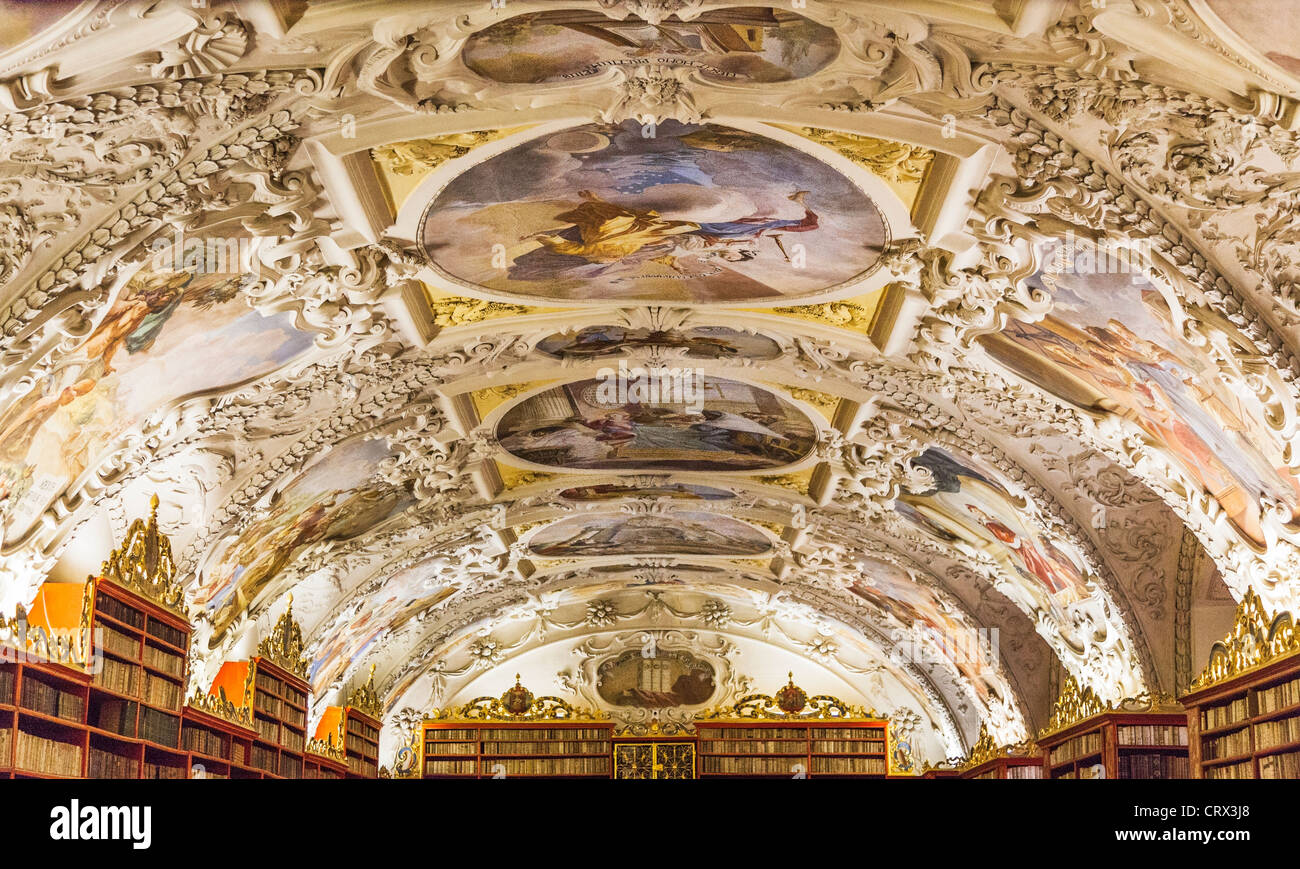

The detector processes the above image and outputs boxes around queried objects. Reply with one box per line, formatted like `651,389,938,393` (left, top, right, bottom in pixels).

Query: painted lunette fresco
308,557,460,696
980,262,1300,545
420,120,887,304
194,436,415,640
846,556,1002,708
896,447,1093,612
0,257,316,545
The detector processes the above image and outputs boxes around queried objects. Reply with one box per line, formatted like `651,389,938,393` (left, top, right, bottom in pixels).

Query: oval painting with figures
528,511,770,558
461,8,840,85
495,375,818,471
418,120,888,304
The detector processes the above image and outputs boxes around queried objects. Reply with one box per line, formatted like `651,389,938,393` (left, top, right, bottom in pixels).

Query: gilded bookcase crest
1191,588,1299,690
958,723,1039,770
99,494,187,617
1040,675,1182,736
1040,674,1108,735
347,664,384,719
701,675,880,721
187,665,255,729
431,695,606,723
257,596,309,679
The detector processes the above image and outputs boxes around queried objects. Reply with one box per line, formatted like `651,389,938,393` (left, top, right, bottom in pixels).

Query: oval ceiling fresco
536,325,781,360
495,375,817,471
1204,0,1300,76
528,511,771,557
559,481,735,501
419,120,887,304
461,8,840,84
0,1,77,53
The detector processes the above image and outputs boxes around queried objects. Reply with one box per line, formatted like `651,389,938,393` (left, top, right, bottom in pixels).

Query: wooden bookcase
421,720,614,778
308,704,381,779
696,720,888,778
0,573,191,779
1038,712,1188,779
207,656,309,779
920,766,963,779
181,704,259,779
960,756,1044,779
343,707,381,778
1181,589,1300,779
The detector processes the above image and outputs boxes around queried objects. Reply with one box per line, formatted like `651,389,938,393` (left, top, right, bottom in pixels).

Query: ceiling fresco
460,8,840,84
494,375,819,472
7,0,1298,769
417,120,889,304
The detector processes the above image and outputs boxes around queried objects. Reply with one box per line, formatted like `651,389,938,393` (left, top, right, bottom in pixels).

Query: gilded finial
98,492,186,616
257,597,309,678
346,663,384,719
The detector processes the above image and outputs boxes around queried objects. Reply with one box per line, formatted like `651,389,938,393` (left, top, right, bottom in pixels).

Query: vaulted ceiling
3,0,1296,766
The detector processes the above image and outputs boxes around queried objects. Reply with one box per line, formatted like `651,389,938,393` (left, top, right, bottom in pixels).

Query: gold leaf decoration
187,666,255,729
766,383,840,420
958,723,1039,770
371,129,523,176
496,462,555,490
756,472,810,496
428,294,538,328
0,584,97,669
1038,676,1181,737
1040,674,1108,736
702,677,879,721
347,664,384,719
99,494,187,617
257,595,309,679
305,717,347,762
1191,587,1300,690
430,694,607,722
774,125,934,185
771,299,878,332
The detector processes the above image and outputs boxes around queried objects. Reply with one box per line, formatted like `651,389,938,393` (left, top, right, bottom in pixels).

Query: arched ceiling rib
2,0,1288,768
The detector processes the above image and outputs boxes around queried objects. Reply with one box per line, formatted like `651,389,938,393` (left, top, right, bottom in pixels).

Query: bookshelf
182,704,259,779
0,497,193,779
191,597,313,779
308,700,381,779
956,724,1043,779
203,655,308,779
695,674,891,779
1037,676,1189,779
1181,588,1300,779
695,720,888,777
417,676,613,778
